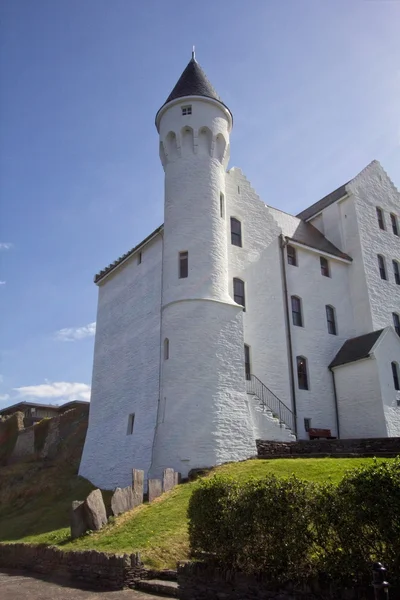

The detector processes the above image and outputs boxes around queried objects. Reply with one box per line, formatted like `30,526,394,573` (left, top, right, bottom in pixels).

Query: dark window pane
179,251,188,278
378,255,387,280
391,213,399,236
393,261,400,285
297,356,309,390
233,278,245,310
231,218,242,247
394,313,400,336
392,362,400,391
376,207,385,230
287,245,297,266
291,296,303,327
320,256,330,277
326,305,337,335
244,345,251,380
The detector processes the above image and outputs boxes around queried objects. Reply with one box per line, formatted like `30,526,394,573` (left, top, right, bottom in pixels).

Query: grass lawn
0,456,391,569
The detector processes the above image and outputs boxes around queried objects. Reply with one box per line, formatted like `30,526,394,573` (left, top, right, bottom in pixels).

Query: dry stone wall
256,437,400,458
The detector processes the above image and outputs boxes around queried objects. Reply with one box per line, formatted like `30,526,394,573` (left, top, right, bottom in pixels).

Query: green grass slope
0,456,394,569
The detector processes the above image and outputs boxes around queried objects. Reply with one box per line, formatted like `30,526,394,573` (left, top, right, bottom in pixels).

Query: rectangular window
287,245,297,266
304,418,311,432
378,255,387,280
138,252,142,265
181,105,192,116
220,193,224,218
127,413,135,435
393,313,400,337
179,251,188,278
376,207,385,230
297,356,309,390
320,256,330,277
391,213,399,236
291,296,303,327
233,278,245,310
393,261,400,285
244,344,251,381
230,217,242,247
326,305,337,335
392,362,400,391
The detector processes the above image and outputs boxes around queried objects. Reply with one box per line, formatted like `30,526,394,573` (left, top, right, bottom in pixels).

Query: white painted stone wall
333,358,387,439
79,235,162,490
374,328,400,437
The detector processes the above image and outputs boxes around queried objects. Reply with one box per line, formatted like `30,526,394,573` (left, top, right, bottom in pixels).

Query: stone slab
132,469,144,507
70,500,87,539
111,486,135,516
148,478,162,502
173,472,181,486
84,489,107,530
163,468,175,492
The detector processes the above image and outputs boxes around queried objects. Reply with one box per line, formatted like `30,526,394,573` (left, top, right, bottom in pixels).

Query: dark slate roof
329,329,385,368
94,225,163,284
287,220,352,261
0,400,90,416
296,182,349,221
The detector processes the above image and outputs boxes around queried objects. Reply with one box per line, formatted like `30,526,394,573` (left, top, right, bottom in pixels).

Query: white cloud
0,243,12,250
13,381,91,402
0,393,10,401
0,281,6,285
55,322,96,342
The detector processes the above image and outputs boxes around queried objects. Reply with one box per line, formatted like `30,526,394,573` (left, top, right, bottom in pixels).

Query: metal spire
192,46,195,60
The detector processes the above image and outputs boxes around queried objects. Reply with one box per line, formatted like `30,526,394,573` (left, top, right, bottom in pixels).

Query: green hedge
188,458,400,586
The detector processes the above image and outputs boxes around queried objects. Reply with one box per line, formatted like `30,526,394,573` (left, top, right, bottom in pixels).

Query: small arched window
164,338,169,360
377,255,387,280
297,356,309,390
326,305,337,335
392,362,400,391
393,260,400,285
376,207,385,230
393,313,400,337
391,213,399,236
291,296,303,327
230,217,242,247
287,245,297,266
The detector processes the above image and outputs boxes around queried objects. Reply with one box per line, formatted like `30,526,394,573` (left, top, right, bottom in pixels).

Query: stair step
135,579,179,597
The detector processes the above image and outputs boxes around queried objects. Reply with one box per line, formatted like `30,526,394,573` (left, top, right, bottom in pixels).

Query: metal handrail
246,374,295,433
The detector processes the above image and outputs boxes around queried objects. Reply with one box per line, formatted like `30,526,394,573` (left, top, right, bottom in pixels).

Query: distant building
79,54,400,491
0,400,89,428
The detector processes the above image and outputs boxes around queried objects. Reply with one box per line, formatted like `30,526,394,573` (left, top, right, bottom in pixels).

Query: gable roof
329,329,385,368
0,400,89,417
296,182,349,221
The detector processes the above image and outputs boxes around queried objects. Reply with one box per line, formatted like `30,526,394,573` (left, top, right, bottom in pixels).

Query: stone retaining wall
256,437,400,458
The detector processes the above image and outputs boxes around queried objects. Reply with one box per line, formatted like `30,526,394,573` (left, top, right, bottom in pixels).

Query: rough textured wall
225,169,292,414
374,328,400,437
79,235,162,490
151,300,256,479
11,426,35,459
334,358,386,439
0,412,24,464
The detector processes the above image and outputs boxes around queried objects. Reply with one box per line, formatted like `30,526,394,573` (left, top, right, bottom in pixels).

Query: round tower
150,54,256,479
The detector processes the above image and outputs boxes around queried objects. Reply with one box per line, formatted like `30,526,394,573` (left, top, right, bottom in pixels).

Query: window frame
376,207,386,231
326,305,337,335
179,251,188,279
377,254,387,280
244,344,251,381
320,256,330,278
304,418,311,432
393,260,400,285
181,105,192,116
392,362,400,391
233,277,246,311
287,245,297,267
230,217,242,247
127,413,135,435
291,295,303,327
297,356,309,390
390,213,399,236
393,313,400,337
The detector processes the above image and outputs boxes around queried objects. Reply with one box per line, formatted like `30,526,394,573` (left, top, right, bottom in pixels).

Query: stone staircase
247,392,296,442
134,570,179,597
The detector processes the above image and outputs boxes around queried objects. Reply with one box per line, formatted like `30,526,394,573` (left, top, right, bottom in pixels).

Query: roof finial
192,45,195,60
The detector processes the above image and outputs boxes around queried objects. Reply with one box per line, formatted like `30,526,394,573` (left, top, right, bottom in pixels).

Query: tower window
233,278,245,310
127,413,135,435
179,251,188,278
181,105,192,116
297,356,309,390
220,193,225,218
320,256,330,277
376,207,385,230
230,217,242,247
393,261,400,285
304,418,311,432
244,344,251,381
326,305,337,335
138,252,142,265
393,313,400,336
291,295,303,327
392,362,400,391
390,213,399,236
164,338,169,360
287,245,297,266
377,255,387,280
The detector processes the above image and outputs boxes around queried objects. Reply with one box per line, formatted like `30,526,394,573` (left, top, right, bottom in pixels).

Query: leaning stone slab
148,478,162,502
163,468,175,492
70,500,87,539
84,489,107,530
132,469,144,507
173,471,181,486
111,486,135,516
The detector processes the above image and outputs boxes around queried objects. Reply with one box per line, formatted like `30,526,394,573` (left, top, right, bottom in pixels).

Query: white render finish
80,61,400,491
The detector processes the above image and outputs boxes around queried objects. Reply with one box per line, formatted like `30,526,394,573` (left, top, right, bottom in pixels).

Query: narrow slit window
230,217,242,247
392,362,400,391
297,356,309,390
378,255,387,280
376,207,385,230
179,251,188,278
233,278,245,310
393,261,400,285
164,338,169,360
138,252,142,265
326,305,337,335
287,245,297,266
393,313,400,336
320,256,330,277
244,344,251,381
127,413,135,435
390,213,399,236
220,193,224,218
291,295,303,327
181,105,192,116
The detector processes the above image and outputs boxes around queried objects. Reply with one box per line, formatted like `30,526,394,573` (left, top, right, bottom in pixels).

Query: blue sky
1,0,399,409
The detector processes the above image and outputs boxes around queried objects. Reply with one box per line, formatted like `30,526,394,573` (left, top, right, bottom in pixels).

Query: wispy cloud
55,322,96,342
0,393,10,402
0,281,6,286
0,243,13,250
13,381,91,402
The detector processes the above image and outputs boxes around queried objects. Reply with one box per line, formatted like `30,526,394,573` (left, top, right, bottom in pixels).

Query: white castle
80,54,400,490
